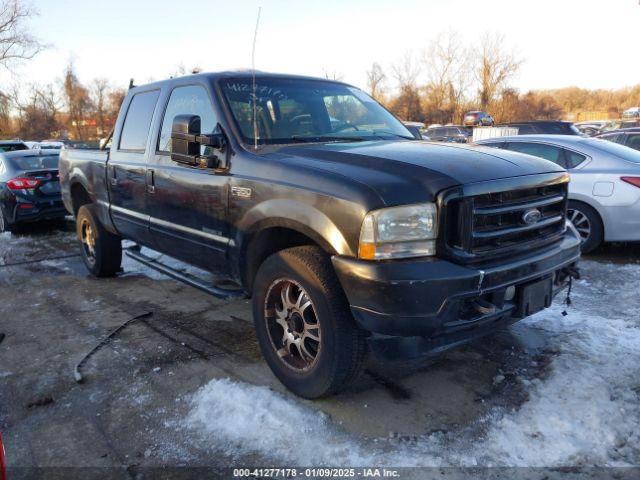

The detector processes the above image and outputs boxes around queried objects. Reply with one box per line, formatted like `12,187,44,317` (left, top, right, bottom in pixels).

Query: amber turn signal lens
358,243,376,260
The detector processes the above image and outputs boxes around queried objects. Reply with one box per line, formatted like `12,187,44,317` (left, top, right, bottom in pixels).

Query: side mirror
171,114,228,169
405,125,423,140
171,114,201,165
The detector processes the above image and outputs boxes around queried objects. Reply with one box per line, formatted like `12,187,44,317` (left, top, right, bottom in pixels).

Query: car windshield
220,77,413,145
591,139,640,164
0,143,28,152
7,153,60,170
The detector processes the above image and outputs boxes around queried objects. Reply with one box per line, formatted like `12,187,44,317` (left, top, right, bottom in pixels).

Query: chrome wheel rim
80,218,97,263
568,209,591,242
264,278,321,372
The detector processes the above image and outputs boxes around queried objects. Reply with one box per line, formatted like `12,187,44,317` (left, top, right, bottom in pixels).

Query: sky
1,0,639,94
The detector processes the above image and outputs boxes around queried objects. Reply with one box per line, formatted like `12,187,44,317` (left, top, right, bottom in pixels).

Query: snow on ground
186,260,640,467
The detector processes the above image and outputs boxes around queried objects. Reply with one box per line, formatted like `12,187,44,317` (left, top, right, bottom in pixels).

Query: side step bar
125,246,246,300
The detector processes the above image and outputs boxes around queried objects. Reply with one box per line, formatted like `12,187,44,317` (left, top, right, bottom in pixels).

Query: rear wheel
0,208,15,233
252,246,367,398
76,204,122,277
568,201,603,253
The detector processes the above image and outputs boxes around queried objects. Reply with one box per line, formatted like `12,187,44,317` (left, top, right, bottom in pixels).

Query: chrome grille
443,181,568,262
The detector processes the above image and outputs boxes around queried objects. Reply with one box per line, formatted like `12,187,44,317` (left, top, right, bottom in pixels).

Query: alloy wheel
568,208,591,243
80,218,97,263
264,278,321,372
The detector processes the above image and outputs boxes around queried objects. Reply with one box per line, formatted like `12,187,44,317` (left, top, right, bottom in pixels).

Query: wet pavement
0,220,639,477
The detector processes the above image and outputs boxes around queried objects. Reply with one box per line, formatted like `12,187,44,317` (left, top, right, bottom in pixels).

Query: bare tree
323,70,344,81
0,0,44,70
366,62,386,101
391,52,420,89
11,83,61,140
90,78,110,136
474,32,522,110
422,31,471,123
63,62,93,141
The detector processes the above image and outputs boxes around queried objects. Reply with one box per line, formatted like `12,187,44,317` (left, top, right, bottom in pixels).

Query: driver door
147,83,230,272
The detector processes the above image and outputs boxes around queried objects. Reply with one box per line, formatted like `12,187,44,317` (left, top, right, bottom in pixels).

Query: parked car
0,149,66,232
0,140,29,152
424,125,471,143
575,124,601,137
59,71,580,398
496,121,581,135
463,111,494,126
38,141,65,150
596,128,640,151
622,107,640,119
475,135,640,253
599,119,640,132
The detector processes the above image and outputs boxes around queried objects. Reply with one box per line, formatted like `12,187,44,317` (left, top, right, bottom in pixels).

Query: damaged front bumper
332,229,581,359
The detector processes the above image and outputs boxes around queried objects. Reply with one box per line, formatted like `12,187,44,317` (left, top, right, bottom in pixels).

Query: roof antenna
251,6,262,150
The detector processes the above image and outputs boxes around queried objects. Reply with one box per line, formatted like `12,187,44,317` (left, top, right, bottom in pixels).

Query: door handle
109,165,117,186
110,178,118,186
146,169,155,194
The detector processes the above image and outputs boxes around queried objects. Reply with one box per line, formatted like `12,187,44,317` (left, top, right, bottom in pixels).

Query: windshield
591,139,640,164
8,153,60,170
220,77,413,145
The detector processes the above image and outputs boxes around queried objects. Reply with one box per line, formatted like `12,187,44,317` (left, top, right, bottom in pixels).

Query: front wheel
252,246,367,398
76,204,122,277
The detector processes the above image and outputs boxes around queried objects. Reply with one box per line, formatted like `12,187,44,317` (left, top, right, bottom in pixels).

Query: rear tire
0,209,14,233
76,204,122,277
568,201,603,253
252,246,367,399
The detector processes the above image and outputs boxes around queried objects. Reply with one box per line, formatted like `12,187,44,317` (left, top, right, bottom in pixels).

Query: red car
0,432,6,480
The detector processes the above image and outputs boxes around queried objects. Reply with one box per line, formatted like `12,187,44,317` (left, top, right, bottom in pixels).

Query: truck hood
274,140,565,206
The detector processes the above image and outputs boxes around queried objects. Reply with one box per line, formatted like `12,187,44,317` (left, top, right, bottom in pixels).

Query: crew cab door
146,83,230,271
107,89,160,245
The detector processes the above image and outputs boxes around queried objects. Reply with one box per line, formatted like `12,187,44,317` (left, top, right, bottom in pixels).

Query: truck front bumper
332,230,581,358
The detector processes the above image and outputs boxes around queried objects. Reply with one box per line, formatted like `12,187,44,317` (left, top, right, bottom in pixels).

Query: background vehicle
463,111,494,126
60,72,580,398
38,141,65,150
0,149,65,232
0,140,29,152
424,125,471,143
475,135,640,252
622,107,640,119
497,121,581,135
575,124,602,137
596,127,640,151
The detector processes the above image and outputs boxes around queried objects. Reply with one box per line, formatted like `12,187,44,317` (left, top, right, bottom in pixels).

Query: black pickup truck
59,71,580,398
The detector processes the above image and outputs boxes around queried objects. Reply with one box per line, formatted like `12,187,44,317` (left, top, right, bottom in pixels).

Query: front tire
252,246,367,398
568,201,603,253
76,204,122,277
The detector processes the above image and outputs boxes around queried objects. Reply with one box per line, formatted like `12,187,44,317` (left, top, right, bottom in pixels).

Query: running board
124,247,245,300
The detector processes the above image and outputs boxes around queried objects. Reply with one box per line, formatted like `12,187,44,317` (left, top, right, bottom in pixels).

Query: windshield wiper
372,131,415,140
290,135,365,143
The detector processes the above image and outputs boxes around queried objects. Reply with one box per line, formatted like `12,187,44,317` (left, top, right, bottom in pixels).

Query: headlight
358,203,438,260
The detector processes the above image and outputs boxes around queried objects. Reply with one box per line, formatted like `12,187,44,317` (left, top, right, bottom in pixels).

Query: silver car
474,135,640,252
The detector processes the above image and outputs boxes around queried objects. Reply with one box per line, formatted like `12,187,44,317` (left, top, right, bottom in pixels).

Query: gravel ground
0,221,639,479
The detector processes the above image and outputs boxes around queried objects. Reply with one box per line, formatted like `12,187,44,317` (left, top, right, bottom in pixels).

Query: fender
235,199,353,256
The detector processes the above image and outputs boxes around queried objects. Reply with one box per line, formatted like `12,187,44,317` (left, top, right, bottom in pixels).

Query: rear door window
505,142,566,167
626,134,640,151
564,149,587,168
119,90,160,152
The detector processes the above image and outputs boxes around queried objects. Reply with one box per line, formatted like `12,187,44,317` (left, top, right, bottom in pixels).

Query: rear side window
564,150,587,168
158,85,217,153
505,142,565,166
119,90,160,152
626,134,640,151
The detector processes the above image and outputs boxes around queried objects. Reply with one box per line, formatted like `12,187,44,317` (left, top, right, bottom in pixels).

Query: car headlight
358,203,438,260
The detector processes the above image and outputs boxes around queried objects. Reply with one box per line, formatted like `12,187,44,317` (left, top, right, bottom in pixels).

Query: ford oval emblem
522,208,542,225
